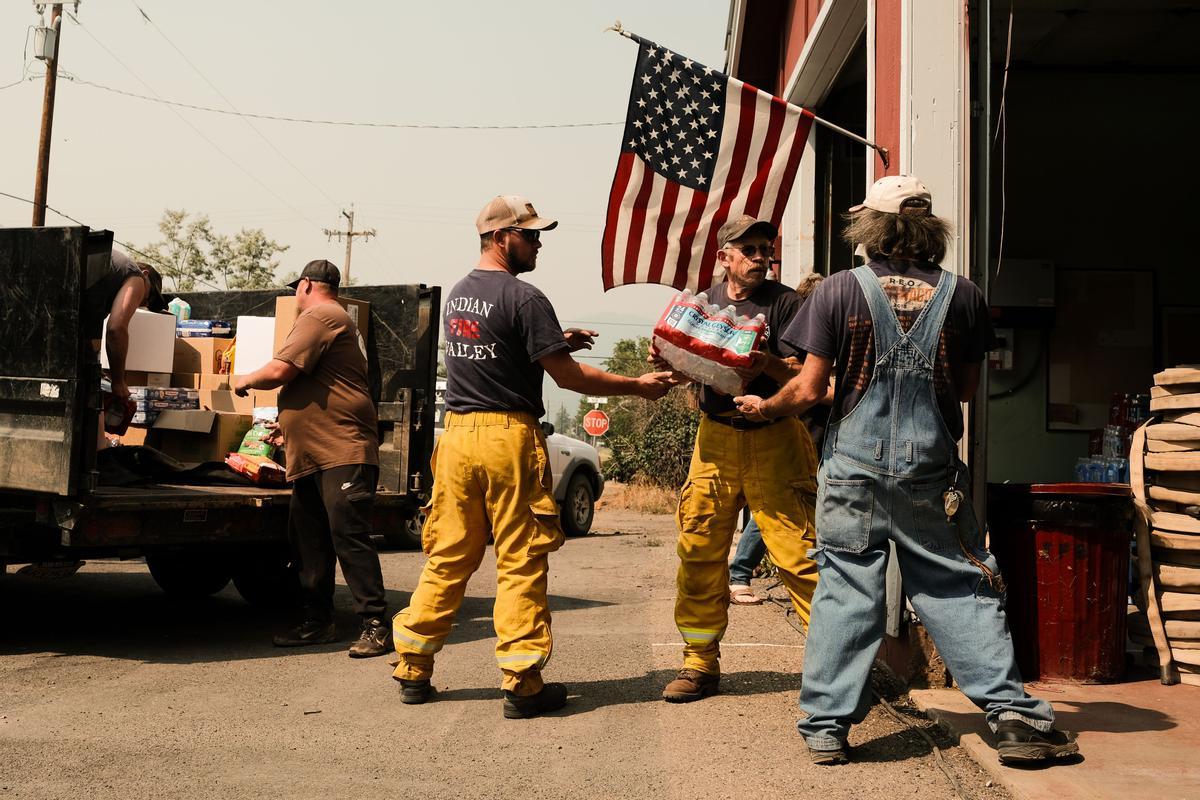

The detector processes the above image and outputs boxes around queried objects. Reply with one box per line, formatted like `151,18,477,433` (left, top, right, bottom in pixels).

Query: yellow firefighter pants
392,411,565,696
675,415,820,674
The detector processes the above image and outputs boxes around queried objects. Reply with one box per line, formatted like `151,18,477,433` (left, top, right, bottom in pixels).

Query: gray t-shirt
442,269,570,418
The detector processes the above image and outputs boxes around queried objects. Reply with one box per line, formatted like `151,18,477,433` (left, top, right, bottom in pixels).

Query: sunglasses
727,243,774,259
502,227,540,243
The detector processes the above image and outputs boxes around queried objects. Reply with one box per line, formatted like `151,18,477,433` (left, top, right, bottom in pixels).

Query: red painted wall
874,0,902,176
780,0,825,93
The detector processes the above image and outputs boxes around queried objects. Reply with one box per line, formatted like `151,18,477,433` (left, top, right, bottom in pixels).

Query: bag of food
225,453,287,487
238,407,279,458
651,290,766,396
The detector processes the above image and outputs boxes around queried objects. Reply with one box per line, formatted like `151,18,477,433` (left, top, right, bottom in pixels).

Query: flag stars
637,98,647,108
690,158,701,169
703,151,714,159
669,115,681,127
706,129,718,139
669,69,681,82
683,143,694,154
709,103,721,114
697,175,707,184
648,88,659,99
671,155,681,165
682,58,693,69
654,144,664,155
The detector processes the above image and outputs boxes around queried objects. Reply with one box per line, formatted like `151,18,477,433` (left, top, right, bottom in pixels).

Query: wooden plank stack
1131,367,1200,685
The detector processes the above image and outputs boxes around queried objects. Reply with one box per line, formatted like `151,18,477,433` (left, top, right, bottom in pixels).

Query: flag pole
605,21,890,169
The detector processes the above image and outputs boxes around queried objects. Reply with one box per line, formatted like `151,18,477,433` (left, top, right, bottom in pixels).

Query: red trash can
987,483,1132,683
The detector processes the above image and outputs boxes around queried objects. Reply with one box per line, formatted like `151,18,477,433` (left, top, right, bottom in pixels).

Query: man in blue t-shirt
392,195,675,718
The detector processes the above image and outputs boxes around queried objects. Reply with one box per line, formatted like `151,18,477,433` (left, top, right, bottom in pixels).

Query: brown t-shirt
276,301,378,480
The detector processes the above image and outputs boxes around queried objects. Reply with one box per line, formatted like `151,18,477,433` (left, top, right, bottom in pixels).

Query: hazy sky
1,1,730,422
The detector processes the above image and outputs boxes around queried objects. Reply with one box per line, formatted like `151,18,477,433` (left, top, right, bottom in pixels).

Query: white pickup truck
432,381,604,537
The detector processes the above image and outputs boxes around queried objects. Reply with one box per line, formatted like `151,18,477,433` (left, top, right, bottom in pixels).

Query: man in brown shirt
234,259,390,657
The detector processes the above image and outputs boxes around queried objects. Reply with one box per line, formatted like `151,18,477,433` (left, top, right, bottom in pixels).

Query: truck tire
146,552,231,599
232,552,302,610
560,472,595,537
383,509,425,550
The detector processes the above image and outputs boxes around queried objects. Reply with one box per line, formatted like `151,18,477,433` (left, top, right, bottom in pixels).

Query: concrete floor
911,677,1200,800
0,507,1005,800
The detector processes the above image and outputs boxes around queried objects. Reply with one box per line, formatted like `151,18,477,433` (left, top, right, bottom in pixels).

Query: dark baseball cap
287,259,341,290
139,263,168,312
717,215,778,248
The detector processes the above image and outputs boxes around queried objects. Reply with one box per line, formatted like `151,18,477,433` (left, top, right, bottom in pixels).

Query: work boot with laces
995,720,1080,765
662,669,720,702
502,682,569,719
348,617,392,658
398,679,436,705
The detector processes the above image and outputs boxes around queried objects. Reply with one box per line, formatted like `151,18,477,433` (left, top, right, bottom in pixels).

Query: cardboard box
153,410,253,464
199,389,254,415
124,371,171,388
171,373,230,390
273,296,369,360
234,316,276,375
119,425,159,448
173,337,233,374
100,308,177,373
252,388,280,409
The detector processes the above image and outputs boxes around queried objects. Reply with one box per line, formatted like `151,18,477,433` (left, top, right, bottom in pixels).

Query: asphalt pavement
0,508,1009,800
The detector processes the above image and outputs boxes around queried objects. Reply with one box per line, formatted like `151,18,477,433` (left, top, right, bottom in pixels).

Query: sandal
729,585,763,605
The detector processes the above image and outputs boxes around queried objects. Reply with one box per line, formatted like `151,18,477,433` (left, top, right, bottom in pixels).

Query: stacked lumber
1131,366,1200,685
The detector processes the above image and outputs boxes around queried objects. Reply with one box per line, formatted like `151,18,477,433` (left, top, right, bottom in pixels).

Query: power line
0,188,225,293
64,11,328,233
127,1,341,210
15,70,623,130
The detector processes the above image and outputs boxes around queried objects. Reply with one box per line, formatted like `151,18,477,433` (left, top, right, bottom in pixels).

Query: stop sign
582,409,610,437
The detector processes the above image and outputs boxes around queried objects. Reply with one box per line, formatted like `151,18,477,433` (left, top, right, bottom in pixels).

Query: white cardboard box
233,316,276,375
100,308,177,373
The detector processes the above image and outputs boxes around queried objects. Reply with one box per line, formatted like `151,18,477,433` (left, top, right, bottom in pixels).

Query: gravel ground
0,508,1010,800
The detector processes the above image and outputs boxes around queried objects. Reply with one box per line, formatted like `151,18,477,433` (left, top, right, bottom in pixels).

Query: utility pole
323,204,375,284
31,3,64,227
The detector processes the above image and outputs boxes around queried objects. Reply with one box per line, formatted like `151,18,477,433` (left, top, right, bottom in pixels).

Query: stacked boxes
129,386,200,425
1130,366,1200,686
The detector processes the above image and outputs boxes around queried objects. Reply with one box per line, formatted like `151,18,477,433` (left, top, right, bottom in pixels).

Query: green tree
576,336,698,489
140,209,288,292
553,404,576,438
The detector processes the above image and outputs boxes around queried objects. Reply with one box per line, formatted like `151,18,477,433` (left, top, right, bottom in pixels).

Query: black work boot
398,679,436,705
273,619,337,647
502,682,569,719
348,617,393,658
995,720,1080,765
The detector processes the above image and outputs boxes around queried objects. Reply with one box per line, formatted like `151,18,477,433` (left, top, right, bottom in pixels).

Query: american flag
601,35,814,293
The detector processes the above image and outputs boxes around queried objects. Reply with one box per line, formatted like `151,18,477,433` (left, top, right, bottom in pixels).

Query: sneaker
662,669,720,703
502,682,569,719
398,679,436,705
808,742,850,765
995,720,1080,765
348,617,393,658
273,619,337,648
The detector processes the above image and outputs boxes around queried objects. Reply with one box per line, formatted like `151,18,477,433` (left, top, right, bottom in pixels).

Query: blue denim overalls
797,265,1054,751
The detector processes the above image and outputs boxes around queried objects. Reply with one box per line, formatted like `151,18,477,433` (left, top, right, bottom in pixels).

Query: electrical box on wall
990,259,1055,328
989,328,1014,371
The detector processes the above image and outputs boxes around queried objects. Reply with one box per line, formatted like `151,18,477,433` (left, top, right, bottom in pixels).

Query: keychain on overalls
943,467,964,522
945,467,1006,593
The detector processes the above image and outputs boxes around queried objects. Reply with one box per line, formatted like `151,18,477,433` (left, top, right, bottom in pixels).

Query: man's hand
734,394,770,422
110,380,131,403
263,421,285,448
635,371,678,400
733,351,769,384
646,343,671,371
563,328,599,352
233,375,251,398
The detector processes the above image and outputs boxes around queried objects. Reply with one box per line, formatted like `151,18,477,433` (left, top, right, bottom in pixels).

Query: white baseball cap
850,175,932,215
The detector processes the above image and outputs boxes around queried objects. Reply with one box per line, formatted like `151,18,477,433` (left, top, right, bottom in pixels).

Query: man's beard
510,255,537,274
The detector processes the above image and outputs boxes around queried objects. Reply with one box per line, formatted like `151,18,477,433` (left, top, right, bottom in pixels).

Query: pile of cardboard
113,295,370,469
1130,366,1200,686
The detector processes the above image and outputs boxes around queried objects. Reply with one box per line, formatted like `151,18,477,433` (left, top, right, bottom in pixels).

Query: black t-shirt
85,250,143,333
442,269,570,418
699,279,801,415
781,260,994,440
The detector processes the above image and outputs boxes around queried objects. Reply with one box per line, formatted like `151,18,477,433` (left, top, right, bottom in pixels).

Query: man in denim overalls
736,176,1079,766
